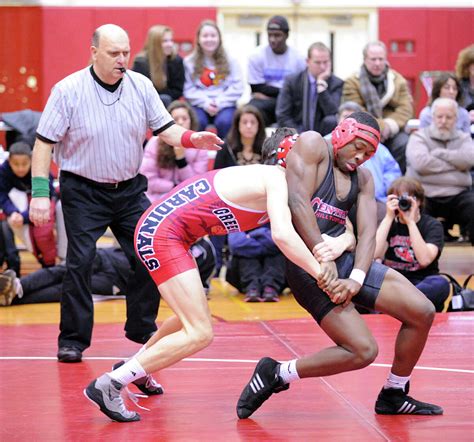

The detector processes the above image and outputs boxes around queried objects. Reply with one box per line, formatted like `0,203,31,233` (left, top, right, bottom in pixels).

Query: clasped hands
313,234,361,308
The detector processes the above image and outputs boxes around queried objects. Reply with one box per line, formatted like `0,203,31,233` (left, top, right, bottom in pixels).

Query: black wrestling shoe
84,374,140,422
375,386,443,415
113,361,164,396
236,357,289,419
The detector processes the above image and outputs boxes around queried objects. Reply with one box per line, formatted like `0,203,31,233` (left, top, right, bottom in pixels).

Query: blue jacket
362,143,401,203
228,225,279,258
0,161,55,222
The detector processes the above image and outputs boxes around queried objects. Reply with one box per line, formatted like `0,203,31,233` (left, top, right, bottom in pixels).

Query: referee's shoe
237,357,289,419
375,383,443,415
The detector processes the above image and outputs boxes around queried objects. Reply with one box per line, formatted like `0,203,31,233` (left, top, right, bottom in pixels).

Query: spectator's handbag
441,273,474,311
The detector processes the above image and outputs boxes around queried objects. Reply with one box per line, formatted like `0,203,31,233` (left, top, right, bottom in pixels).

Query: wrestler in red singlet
135,169,269,286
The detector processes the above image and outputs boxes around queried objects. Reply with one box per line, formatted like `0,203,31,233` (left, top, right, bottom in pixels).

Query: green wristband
31,176,50,198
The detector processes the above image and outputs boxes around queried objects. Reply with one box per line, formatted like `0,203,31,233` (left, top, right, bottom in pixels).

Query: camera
398,193,412,212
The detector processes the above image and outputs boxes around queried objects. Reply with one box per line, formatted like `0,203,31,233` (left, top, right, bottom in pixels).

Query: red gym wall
379,7,474,114
1,6,473,116
0,6,217,113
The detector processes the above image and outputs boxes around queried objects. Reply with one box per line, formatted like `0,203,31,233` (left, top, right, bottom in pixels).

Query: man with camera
374,177,450,312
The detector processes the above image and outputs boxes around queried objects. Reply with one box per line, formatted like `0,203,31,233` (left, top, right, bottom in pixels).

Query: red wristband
181,130,196,148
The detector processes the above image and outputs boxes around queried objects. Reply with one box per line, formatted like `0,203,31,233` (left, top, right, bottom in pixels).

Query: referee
30,24,222,363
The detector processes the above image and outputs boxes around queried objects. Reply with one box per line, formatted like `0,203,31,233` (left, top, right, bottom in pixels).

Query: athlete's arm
286,131,337,288
313,218,356,262
326,168,377,307
354,167,377,273
30,138,54,226
265,169,321,281
285,131,325,249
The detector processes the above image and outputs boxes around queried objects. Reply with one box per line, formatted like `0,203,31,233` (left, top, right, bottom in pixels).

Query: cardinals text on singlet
311,197,347,225
136,178,211,270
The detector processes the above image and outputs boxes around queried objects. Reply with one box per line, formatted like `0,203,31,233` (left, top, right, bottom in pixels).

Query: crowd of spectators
0,17,472,315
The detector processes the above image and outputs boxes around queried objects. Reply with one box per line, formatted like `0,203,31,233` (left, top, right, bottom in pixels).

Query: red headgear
277,134,299,168
331,118,380,158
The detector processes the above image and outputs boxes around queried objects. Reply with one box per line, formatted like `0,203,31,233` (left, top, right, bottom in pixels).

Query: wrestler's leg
370,269,442,415
296,303,378,377
236,301,378,419
145,315,182,348
137,268,213,373
374,268,435,376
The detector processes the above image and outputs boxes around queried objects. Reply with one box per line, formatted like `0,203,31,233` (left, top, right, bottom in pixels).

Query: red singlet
134,169,269,285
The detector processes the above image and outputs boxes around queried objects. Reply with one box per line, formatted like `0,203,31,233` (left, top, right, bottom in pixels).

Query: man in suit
276,42,343,136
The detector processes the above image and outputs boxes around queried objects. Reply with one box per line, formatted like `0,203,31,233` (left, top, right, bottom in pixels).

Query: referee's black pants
59,172,159,351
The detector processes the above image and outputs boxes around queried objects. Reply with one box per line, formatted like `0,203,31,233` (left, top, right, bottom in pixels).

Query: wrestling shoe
0,270,17,306
113,360,164,396
375,386,443,415
236,357,289,419
84,374,140,422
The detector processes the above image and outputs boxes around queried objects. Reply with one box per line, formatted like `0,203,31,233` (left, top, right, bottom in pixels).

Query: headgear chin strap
331,118,380,157
277,134,299,168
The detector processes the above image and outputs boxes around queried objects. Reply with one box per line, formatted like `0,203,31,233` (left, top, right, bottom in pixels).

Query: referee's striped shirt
37,67,174,183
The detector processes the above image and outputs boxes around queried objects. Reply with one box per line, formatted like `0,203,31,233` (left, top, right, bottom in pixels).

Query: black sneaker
244,289,260,302
113,361,164,396
84,374,140,422
262,286,279,302
375,387,443,415
236,357,289,419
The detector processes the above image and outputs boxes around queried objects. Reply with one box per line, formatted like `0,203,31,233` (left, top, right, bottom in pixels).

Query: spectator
228,225,286,302
0,142,59,269
276,42,343,135
132,25,185,109
140,101,208,203
0,110,42,150
333,102,401,225
419,72,470,133
0,219,20,276
30,23,221,364
455,44,474,122
226,128,297,302
211,105,266,275
406,97,474,245
183,20,244,139
0,239,215,306
342,41,413,173
213,105,266,169
0,247,129,306
247,15,306,126
374,177,450,312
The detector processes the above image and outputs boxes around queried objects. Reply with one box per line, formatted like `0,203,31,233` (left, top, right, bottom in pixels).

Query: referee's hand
191,131,223,151
30,197,51,226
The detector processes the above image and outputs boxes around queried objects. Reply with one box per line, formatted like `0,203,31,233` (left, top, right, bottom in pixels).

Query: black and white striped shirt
37,67,174,183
